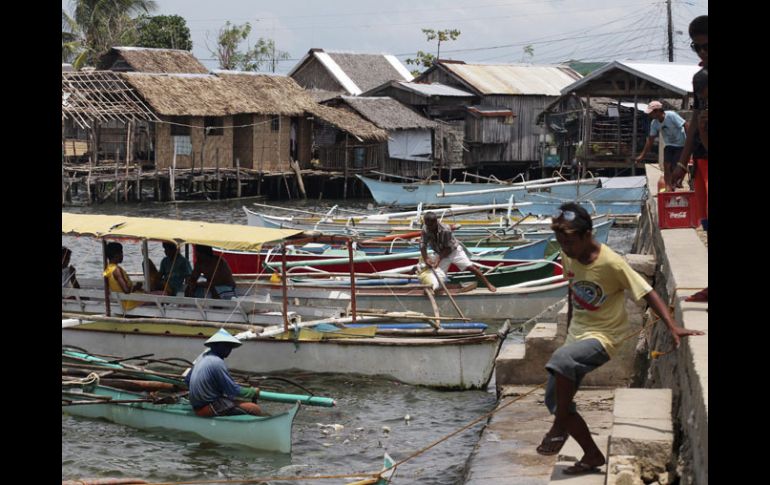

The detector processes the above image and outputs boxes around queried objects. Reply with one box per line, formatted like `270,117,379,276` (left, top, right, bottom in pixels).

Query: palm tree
62,0,158,69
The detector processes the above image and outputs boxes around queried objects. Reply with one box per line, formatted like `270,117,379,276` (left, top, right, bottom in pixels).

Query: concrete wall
634,167,708,485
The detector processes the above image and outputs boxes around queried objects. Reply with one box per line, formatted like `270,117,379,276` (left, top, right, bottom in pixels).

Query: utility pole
666,0,674,62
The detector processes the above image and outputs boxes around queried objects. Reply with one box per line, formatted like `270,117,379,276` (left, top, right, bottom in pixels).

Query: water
63,373,495,484
62,198,636,483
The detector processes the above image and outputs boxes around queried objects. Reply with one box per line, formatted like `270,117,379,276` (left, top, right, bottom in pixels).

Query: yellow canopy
62,213,301,252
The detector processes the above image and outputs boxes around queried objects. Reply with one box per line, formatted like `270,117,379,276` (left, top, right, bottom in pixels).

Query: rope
77,372,101,387
119,383,546,485
388,383,545,470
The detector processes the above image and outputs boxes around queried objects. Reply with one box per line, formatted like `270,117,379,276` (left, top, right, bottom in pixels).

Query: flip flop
563,460,602,475
685,288,708,302
536,433,568,456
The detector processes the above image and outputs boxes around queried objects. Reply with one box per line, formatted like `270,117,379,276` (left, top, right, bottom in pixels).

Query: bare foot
487,285,497,293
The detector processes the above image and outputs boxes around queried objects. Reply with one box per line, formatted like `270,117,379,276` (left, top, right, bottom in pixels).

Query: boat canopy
62,213,301,251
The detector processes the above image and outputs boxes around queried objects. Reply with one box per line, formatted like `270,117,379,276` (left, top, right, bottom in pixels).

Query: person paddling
185,329,264,417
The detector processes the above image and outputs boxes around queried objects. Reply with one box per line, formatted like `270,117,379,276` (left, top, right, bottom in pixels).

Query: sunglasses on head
552,209,577,222
690,42,708,53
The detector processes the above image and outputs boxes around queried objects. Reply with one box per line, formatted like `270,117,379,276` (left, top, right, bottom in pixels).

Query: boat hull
63,386,299,453
62,325,505,390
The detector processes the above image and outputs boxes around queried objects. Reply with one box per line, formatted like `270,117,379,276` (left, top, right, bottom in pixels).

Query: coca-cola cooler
657,191,699,229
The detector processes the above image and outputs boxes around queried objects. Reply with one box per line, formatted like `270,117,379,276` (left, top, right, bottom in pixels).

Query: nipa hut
323,96,438,179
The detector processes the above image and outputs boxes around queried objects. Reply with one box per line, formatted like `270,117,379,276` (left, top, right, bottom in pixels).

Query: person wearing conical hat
185,328,264,417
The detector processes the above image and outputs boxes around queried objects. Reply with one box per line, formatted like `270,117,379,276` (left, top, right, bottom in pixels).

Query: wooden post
115,146,120,203
170,142,177,201
631,80,639,176
124,121,132,201
292,160,307,198
282,174,292,200
62,123,66,206
141,240,151,290
281,244,289,333
102,240,111,317
343,135,349,200
236,157,242,198
348,239,356,322
135,163,141,201
215,148,221,199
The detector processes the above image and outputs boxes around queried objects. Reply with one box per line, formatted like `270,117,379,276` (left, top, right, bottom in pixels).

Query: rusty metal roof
441,63,582,96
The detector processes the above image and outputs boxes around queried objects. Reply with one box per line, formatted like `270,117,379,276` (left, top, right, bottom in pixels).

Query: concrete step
464,386,557,485
495,322,559,386
548,391,614,485
606,388,673,485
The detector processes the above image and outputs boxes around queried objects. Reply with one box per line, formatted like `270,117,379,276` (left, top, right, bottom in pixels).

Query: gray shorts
544,338,610,415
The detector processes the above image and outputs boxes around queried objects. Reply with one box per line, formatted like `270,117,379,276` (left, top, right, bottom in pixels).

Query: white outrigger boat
62,213,564,389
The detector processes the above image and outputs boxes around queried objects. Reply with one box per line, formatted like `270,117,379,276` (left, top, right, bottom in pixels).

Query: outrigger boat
63,385,301,452
62,213,560,389
356,174,647,207
61,349,337,453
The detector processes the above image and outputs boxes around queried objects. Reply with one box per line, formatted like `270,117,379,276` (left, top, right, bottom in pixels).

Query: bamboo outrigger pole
102,239,111,317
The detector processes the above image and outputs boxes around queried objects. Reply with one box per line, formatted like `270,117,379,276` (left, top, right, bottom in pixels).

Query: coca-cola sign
669,211,688,219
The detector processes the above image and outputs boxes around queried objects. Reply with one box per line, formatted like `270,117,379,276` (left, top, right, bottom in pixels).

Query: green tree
405,28,461,76
135,15,192,50
521,44,534,62
210,21,289,72
62,0,158,69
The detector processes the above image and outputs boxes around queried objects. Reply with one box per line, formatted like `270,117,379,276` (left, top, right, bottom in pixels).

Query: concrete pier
465,164,707,484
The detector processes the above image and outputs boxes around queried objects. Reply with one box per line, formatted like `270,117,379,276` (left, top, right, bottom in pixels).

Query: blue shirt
185,351,241,409
160,255,192,295
649,111,686,147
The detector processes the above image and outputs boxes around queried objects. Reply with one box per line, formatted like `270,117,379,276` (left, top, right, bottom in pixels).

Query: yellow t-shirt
562,244,652,358
104,263,142,311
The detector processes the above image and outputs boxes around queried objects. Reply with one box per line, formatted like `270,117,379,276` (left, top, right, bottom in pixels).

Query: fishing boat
356,174,601,206
357,174,647,207
63,384,300,453
62,213,548,389
62,316,514,389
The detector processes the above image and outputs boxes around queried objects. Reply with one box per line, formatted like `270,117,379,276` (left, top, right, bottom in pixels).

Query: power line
395,3,658,59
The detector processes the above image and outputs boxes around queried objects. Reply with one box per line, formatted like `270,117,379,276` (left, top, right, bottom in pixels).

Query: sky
62,0,708,74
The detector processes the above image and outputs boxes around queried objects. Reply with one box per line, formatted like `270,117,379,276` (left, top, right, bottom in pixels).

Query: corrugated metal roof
442,63,582,95
397,81,474,97
561,61,701,96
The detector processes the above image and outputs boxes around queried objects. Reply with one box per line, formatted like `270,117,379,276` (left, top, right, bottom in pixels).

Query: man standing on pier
535,202,703,474
420,211,496,292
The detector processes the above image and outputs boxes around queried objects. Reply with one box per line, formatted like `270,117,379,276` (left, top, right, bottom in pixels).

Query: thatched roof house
99,47,209,74
326,96,437,131
321,96,437,178
289,49,413,96
114,71,387,170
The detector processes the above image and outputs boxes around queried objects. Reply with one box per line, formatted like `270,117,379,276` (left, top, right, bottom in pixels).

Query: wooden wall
291,58,344,92
419,68,556,166
233,114,253,168
155,116,233,170
251,115,291,172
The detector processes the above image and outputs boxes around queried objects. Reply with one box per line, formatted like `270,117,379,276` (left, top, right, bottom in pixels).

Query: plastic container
657,191,699,229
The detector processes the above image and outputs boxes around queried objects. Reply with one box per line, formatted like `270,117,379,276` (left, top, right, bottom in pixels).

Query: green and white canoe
63,385,299,453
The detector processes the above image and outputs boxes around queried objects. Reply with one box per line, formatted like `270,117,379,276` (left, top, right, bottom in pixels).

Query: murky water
62,198,635,483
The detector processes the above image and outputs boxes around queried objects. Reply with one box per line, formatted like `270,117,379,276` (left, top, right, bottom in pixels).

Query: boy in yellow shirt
536,202,703,474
